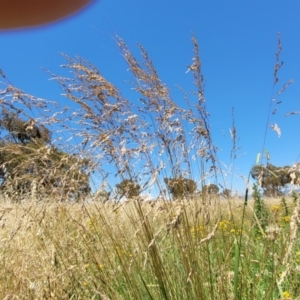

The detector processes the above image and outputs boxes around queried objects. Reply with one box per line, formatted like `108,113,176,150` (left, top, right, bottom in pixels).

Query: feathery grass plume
191,35,223,202
46,35,223,201
229,107,239,190
117,36,194,195
261,32,293,165
1,31,299,299
48,53,148,195
186,36,225,189
0,79,89,201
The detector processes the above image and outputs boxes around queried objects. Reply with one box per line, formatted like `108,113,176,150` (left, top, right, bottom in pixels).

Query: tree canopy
202,184,219,195
221,188,231,199
116,179,141,199
0,109,51,144
250,163,300,197
0,110,90,200
164,177,197,199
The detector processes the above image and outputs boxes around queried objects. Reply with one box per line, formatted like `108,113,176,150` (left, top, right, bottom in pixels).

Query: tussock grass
0,196,298,299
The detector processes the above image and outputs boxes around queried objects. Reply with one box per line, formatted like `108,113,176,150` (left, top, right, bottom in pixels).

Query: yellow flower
229,228,242,235
271,205,281,212
282,291,292,299
115,246,132,256
281,216,291,223
86,217,98,232
219,220,232,231
190,225,205,237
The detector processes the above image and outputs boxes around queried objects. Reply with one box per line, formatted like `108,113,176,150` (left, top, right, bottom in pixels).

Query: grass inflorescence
0,197,298,299
0,33,299,299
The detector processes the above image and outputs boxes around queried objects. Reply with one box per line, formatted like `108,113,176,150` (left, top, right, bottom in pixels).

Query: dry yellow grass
0,195,297,298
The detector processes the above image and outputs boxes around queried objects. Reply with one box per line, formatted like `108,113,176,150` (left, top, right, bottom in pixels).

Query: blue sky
1,0,300,194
